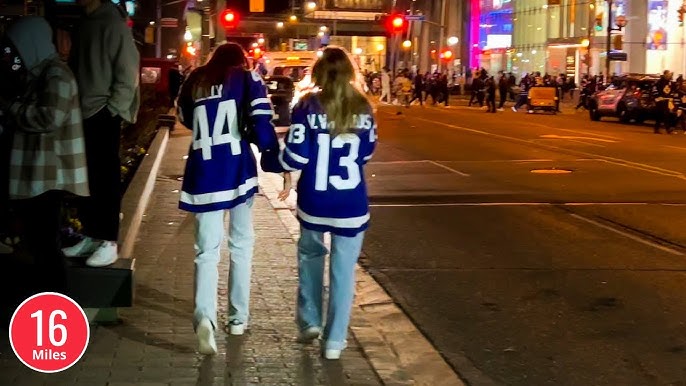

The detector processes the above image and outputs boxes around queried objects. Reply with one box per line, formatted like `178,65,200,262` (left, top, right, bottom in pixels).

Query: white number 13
315,133,361,191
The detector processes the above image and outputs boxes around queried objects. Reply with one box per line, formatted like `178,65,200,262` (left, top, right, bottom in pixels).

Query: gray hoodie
71,1,140,123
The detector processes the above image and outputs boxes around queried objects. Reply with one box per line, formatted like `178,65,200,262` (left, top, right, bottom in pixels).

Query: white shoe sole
324,349,342,360
85,255,119,268
197,322,217,355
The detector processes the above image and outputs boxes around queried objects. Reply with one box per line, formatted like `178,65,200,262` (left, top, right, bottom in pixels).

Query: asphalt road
361,100,686,386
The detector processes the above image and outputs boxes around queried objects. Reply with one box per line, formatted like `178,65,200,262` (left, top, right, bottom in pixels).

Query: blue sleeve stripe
250,98,271,106
285,147,309,164
250,109,274,116
278,151,299,171
180,177,258,206
297,208,370,228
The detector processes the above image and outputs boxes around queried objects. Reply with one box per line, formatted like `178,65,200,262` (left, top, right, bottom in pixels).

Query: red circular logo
9,292,90,373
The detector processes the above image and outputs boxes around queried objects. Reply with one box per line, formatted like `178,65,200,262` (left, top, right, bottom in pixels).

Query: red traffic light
386,14,406,34
220,9,239,29
442,50,453,60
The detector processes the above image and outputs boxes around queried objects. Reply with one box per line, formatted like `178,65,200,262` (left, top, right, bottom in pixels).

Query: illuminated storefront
477,0,513,74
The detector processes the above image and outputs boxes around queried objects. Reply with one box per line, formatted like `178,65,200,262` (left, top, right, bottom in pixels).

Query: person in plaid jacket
0,16,89,294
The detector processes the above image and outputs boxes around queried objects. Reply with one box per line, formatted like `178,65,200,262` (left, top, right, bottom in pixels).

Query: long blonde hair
311,46,369,136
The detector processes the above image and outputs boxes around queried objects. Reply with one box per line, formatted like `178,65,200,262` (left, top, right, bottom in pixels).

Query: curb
84,125,170,323
255,158,466,386
118,126,170,260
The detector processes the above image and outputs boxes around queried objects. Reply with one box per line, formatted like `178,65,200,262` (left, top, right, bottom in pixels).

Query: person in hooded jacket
0,17,89,295
63,0,140,267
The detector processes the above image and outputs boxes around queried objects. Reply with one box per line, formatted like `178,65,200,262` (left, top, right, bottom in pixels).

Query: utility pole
605,0,612,80
201,2,211,62
437,0,447,73
155,0,162,58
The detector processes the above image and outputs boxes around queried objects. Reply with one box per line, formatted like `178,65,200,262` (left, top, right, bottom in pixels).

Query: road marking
398,114,686,181
540,134,616,143
569,213,684,256
369,202,679,207
664,145,686,152
428,160,471,176
369,160,432,164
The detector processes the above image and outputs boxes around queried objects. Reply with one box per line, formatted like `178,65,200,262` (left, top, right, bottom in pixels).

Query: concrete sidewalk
0,120,467,385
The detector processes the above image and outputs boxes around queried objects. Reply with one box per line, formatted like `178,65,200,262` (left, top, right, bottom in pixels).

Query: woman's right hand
278,172,292,201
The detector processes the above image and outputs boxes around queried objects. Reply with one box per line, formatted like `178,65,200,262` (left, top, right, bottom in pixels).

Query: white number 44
193,99,242,160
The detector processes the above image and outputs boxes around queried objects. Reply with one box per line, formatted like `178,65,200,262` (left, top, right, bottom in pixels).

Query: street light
447,36,459,46
306,2,316,11
289,15,298,22
183,28,192,42
257,37,265,45
276,21,284,28
402,40,412,49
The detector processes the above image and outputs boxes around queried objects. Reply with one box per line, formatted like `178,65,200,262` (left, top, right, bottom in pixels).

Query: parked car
588,74,661,123
263,75,295,133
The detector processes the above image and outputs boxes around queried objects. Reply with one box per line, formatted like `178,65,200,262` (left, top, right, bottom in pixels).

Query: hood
89,1,128,22
6,16,56,73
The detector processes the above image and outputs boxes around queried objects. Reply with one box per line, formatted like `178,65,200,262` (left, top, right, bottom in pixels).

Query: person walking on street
261,47,377,360
485,76,497,113
380,67,391,104
497,72,509,111
409,72,424,106
0,17,89,294
652,70,674,134
176,43,281,355
63,0,140,267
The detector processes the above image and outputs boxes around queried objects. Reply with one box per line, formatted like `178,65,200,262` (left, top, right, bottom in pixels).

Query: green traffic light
595,25,603,31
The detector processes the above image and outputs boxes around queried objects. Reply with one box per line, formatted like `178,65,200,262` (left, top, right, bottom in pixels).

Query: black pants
17,191,68,293
654,101,672,133
409,90,423,105
498,88,508,108
81,108,122,241
0,128,11,235
487,95,496,112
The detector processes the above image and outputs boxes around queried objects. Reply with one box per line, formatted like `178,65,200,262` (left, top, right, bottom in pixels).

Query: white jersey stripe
297,208,370,229
180,177,258,206
250,98,271,107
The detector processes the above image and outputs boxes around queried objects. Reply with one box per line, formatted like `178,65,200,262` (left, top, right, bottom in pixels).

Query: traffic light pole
605,0,612,81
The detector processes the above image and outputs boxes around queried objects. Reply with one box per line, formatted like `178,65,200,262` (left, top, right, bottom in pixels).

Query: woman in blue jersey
177,42,279,355
263,46,377,360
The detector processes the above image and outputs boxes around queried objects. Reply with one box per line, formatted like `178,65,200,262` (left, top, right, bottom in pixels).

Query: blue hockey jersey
177,68,279,213
262,94,377,236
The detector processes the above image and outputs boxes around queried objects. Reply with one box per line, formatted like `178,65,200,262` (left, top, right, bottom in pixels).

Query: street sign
405,15,425,21
607,51,627,61
160,17,178,28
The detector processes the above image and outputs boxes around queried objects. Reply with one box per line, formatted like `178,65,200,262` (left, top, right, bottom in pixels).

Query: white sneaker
62,237,101,258
227,319,246,335
297,326,321,343
323,349,342,360
197,318,217,355
85,241,118,267
511,107,517,112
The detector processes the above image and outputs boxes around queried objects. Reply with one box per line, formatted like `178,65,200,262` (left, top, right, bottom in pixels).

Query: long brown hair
192,42,248,100
311,46,369,136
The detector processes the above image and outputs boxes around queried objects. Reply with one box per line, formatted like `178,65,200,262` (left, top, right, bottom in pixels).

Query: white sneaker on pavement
297,326,322,343
197,318,217,355
85,241,118,267
62,236,101,258
323,349,342,360
227,319,246,335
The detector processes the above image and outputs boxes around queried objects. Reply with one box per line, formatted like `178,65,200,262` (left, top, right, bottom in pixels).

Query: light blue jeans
297,226,365,350
193,198,254,331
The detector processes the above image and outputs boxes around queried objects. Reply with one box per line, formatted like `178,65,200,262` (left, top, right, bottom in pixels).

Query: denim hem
323,339,347,351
